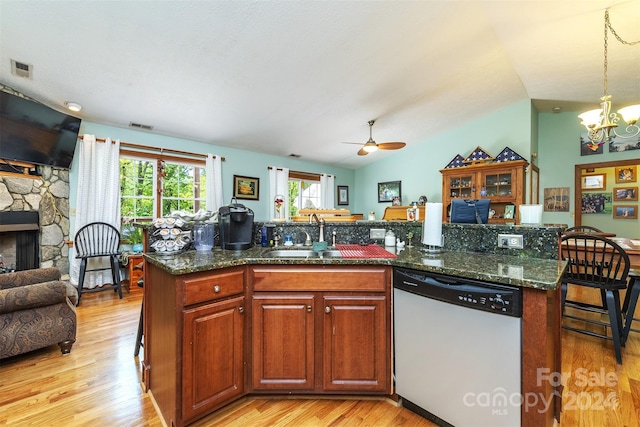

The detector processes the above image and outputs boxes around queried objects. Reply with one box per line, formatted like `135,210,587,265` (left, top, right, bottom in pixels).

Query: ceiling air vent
11,59,33,79
129,122,154,131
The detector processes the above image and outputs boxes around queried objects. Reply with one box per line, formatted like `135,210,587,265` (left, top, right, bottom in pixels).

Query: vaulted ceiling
1,1,638,169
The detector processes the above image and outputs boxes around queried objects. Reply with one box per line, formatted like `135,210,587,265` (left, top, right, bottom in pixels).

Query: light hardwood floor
0,283,639,426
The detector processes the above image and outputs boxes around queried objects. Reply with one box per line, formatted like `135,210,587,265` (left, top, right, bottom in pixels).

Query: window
120,156,156,222
119,154,207,223
288,172,320,217
160,161,206,215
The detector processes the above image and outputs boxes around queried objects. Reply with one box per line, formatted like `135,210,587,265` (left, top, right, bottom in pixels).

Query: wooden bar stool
622,270,640,345
134,278,144,357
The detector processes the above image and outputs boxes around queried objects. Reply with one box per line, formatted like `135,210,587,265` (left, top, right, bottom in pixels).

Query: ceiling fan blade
377,142,406,150
357,147,369,156
342,141,365,146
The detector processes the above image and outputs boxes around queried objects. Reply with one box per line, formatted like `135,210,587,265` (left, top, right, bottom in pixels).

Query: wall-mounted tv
0,89,81,170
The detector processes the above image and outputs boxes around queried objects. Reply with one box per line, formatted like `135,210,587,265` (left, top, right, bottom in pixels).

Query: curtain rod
77,135,225,161
267,166,335,178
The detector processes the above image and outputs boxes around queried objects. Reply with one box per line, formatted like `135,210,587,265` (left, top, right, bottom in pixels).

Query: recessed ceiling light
65,102,82,112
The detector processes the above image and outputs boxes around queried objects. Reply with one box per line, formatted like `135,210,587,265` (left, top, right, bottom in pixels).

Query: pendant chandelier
578,9,640,147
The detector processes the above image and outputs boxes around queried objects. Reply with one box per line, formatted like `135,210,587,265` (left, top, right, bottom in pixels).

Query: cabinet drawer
251,265,390,292
182,269,245,306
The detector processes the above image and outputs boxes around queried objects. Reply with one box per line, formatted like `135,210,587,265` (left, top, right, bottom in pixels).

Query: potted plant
121,224,144,253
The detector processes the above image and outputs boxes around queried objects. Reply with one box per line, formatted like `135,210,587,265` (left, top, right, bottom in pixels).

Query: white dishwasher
394,267,522,427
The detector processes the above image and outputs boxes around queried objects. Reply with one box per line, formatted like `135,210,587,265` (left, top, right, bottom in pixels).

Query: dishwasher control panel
393,268,522,317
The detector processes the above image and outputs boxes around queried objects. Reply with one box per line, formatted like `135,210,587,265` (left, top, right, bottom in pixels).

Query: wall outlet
370,228,386,240
497,234,523,249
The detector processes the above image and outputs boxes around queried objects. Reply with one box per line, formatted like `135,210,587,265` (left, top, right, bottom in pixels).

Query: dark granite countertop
145,245,566,291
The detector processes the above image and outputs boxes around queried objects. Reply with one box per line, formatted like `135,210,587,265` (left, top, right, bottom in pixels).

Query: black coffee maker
218,199,254,250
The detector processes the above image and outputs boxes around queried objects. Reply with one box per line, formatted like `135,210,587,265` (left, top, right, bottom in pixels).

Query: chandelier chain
603,9,640,97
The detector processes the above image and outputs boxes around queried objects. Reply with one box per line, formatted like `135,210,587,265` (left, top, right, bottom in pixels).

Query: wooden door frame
574,158,638,226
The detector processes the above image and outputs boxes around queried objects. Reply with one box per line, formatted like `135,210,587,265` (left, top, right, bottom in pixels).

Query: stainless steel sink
264,249,342,258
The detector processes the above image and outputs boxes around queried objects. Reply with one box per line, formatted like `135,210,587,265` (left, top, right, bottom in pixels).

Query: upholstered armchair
0,268,78,359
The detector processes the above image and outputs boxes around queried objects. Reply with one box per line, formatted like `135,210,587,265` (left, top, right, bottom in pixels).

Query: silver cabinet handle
213,285,220,293
238,306,244,313
325,306,331,313
307,305,312,313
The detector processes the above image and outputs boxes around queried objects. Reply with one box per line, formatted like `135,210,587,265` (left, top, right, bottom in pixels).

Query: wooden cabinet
251,294,315,390
145,264,246,427
249,265,391,394
182,295,245,421
441,160,528,224
322,295,388,392
123,254,144,293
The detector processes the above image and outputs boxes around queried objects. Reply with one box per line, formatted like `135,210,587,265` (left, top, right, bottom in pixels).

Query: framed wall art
613,187,638,201
337,185,349,205
543,187,570,212
613,205,638,219
581,192,612,214
378,181,401,203
233,175,259,200
615,166,636,183
581,173,606,190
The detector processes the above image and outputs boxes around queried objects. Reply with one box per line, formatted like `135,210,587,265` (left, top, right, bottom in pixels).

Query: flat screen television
0,89,81,169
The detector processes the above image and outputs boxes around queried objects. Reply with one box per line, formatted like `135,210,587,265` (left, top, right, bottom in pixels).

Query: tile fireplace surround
0,167,70,274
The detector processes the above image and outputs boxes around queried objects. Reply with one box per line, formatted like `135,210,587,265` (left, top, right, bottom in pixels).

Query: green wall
70,122,355,226
538,111,639,237
70,102,638,238
353,100,534,218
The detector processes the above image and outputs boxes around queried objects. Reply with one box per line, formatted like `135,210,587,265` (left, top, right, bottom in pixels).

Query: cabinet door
182,296,245,421
481,169,514,200
252,293,315,390
322,294,389,392
447,173,476,199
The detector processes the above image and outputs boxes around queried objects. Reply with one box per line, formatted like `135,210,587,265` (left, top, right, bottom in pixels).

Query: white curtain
70,134,121,289
206,154,224,212
320,174,335,209
268,166,289,220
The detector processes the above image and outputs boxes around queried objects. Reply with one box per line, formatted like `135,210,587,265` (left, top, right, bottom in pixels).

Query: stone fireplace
0,167,70,274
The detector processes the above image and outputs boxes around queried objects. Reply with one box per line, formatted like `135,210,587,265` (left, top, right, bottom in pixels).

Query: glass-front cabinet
447,174,475,199
441,160,528,224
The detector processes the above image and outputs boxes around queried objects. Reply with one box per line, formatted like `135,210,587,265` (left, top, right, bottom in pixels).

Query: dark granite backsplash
253,221,566,260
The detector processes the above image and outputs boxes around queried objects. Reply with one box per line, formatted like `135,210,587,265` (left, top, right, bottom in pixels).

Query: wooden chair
560,234,631,364
74,222,123,305
564,225,604,233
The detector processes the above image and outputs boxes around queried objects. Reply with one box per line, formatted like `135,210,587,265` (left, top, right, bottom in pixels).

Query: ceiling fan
343,120,406,156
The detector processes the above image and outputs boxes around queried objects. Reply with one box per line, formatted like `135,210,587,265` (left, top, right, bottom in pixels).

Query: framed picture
613,205,638,219
581,173,606,190
543,187,570,212
233,175,259,200
337,185,349,205
580,132,604,156
503,205,515,219
378,181,401,203
613,187,638,201
615,166,636,183
581,192,612,214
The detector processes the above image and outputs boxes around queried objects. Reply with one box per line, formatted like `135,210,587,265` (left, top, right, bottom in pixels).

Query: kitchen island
143,240,566,427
